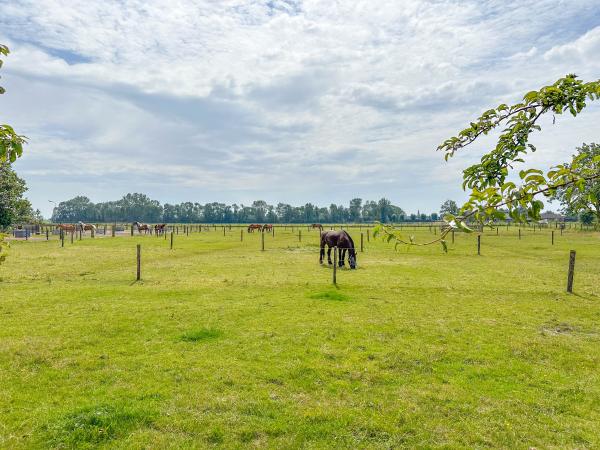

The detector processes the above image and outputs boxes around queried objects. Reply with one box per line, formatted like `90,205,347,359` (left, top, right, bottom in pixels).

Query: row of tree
50,195,417,223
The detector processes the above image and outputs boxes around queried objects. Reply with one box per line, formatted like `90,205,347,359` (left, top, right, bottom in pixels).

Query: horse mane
343,230,355,251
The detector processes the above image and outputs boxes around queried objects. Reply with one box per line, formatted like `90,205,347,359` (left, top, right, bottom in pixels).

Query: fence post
136,244,141,281
333,247,337,285
70,231,74,244
261,231,265,251
61,230,64,247
241,229,243,241
518,228,521,240
552,230,554,245
567,250,576,293
46,229,49,241
170,231,174,250
223,226,225,236
367,229,370,242
131,225,134,237
299,229,301,242
360,233,364,252
477,234,481,255
452,230,455,244
112,225,116,237
272,226,275,237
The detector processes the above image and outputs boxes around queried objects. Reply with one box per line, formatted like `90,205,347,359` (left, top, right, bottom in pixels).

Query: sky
1,0,600,218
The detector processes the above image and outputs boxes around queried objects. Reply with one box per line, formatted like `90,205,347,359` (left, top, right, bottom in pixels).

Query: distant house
540,211,565,221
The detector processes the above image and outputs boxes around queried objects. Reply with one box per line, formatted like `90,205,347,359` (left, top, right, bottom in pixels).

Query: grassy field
1,226,599,449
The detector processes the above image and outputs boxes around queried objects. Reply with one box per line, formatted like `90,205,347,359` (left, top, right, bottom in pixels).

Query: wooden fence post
333,247,337,285
452,230,455,244
223,226,225,236
552,230,554,245
61,230,64,247
46,229,49,241
299,229,301,242
567,250,576,293
170,231,174,250
367,229,370,242
477,234,481,255
70,231,74,244
261,231,265,251
112,225,115,237
360,233,364,252
518,228,521,240
241,229,243,241
136,244,141,281
272,226,275,237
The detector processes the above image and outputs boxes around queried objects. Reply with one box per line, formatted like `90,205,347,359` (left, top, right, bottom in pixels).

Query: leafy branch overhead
376,74,600,252
439,74,600,224
0,44,27,163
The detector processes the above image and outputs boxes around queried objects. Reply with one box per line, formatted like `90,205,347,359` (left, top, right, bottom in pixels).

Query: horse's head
348,250,357,269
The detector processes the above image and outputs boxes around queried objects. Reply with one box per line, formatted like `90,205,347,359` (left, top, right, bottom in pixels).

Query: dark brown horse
154,223,167,235
247,224,262,233
311,223,323,230
320,230,357,269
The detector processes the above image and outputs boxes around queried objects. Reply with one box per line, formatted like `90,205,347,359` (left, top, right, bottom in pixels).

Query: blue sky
1,0,600,218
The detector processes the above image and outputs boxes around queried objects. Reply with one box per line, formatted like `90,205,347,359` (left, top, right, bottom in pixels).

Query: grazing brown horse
77,222,96,234
133,221,150,234
311,223,323,230
57,224,76,233
262,224,273,232
320,230,357,269
154,223,167,235
247,224,262,233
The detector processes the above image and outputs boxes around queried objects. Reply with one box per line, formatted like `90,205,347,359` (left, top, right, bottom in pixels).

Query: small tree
440,199,459,216
552,143,600,222
580,210,595,226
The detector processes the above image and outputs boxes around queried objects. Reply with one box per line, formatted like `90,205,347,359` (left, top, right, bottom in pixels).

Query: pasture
1,226,599,448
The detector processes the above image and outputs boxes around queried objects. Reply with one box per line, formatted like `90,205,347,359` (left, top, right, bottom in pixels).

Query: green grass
1,226,599,448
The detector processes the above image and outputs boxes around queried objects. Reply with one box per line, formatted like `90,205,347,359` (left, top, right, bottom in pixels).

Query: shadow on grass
307,290,348,301
179,328,222,342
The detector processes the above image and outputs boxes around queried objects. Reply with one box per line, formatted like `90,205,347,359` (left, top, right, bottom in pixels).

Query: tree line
50,194,423,224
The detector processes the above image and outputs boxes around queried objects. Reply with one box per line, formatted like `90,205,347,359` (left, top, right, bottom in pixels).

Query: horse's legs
327,246,332,265
319,244,325,264
340,248,346,267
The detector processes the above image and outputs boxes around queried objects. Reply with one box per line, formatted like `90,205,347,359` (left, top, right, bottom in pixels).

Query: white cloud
1,0,599,216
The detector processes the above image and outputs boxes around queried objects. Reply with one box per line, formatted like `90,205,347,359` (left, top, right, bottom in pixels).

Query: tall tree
1,44,27,264
0,163,34,228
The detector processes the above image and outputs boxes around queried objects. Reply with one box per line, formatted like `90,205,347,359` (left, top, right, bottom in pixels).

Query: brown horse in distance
77,222,96,234
262,224,273,232
154,224,167,235
133,221,150,234
311,223,323,230
247,224,262,233
57,224,76,233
